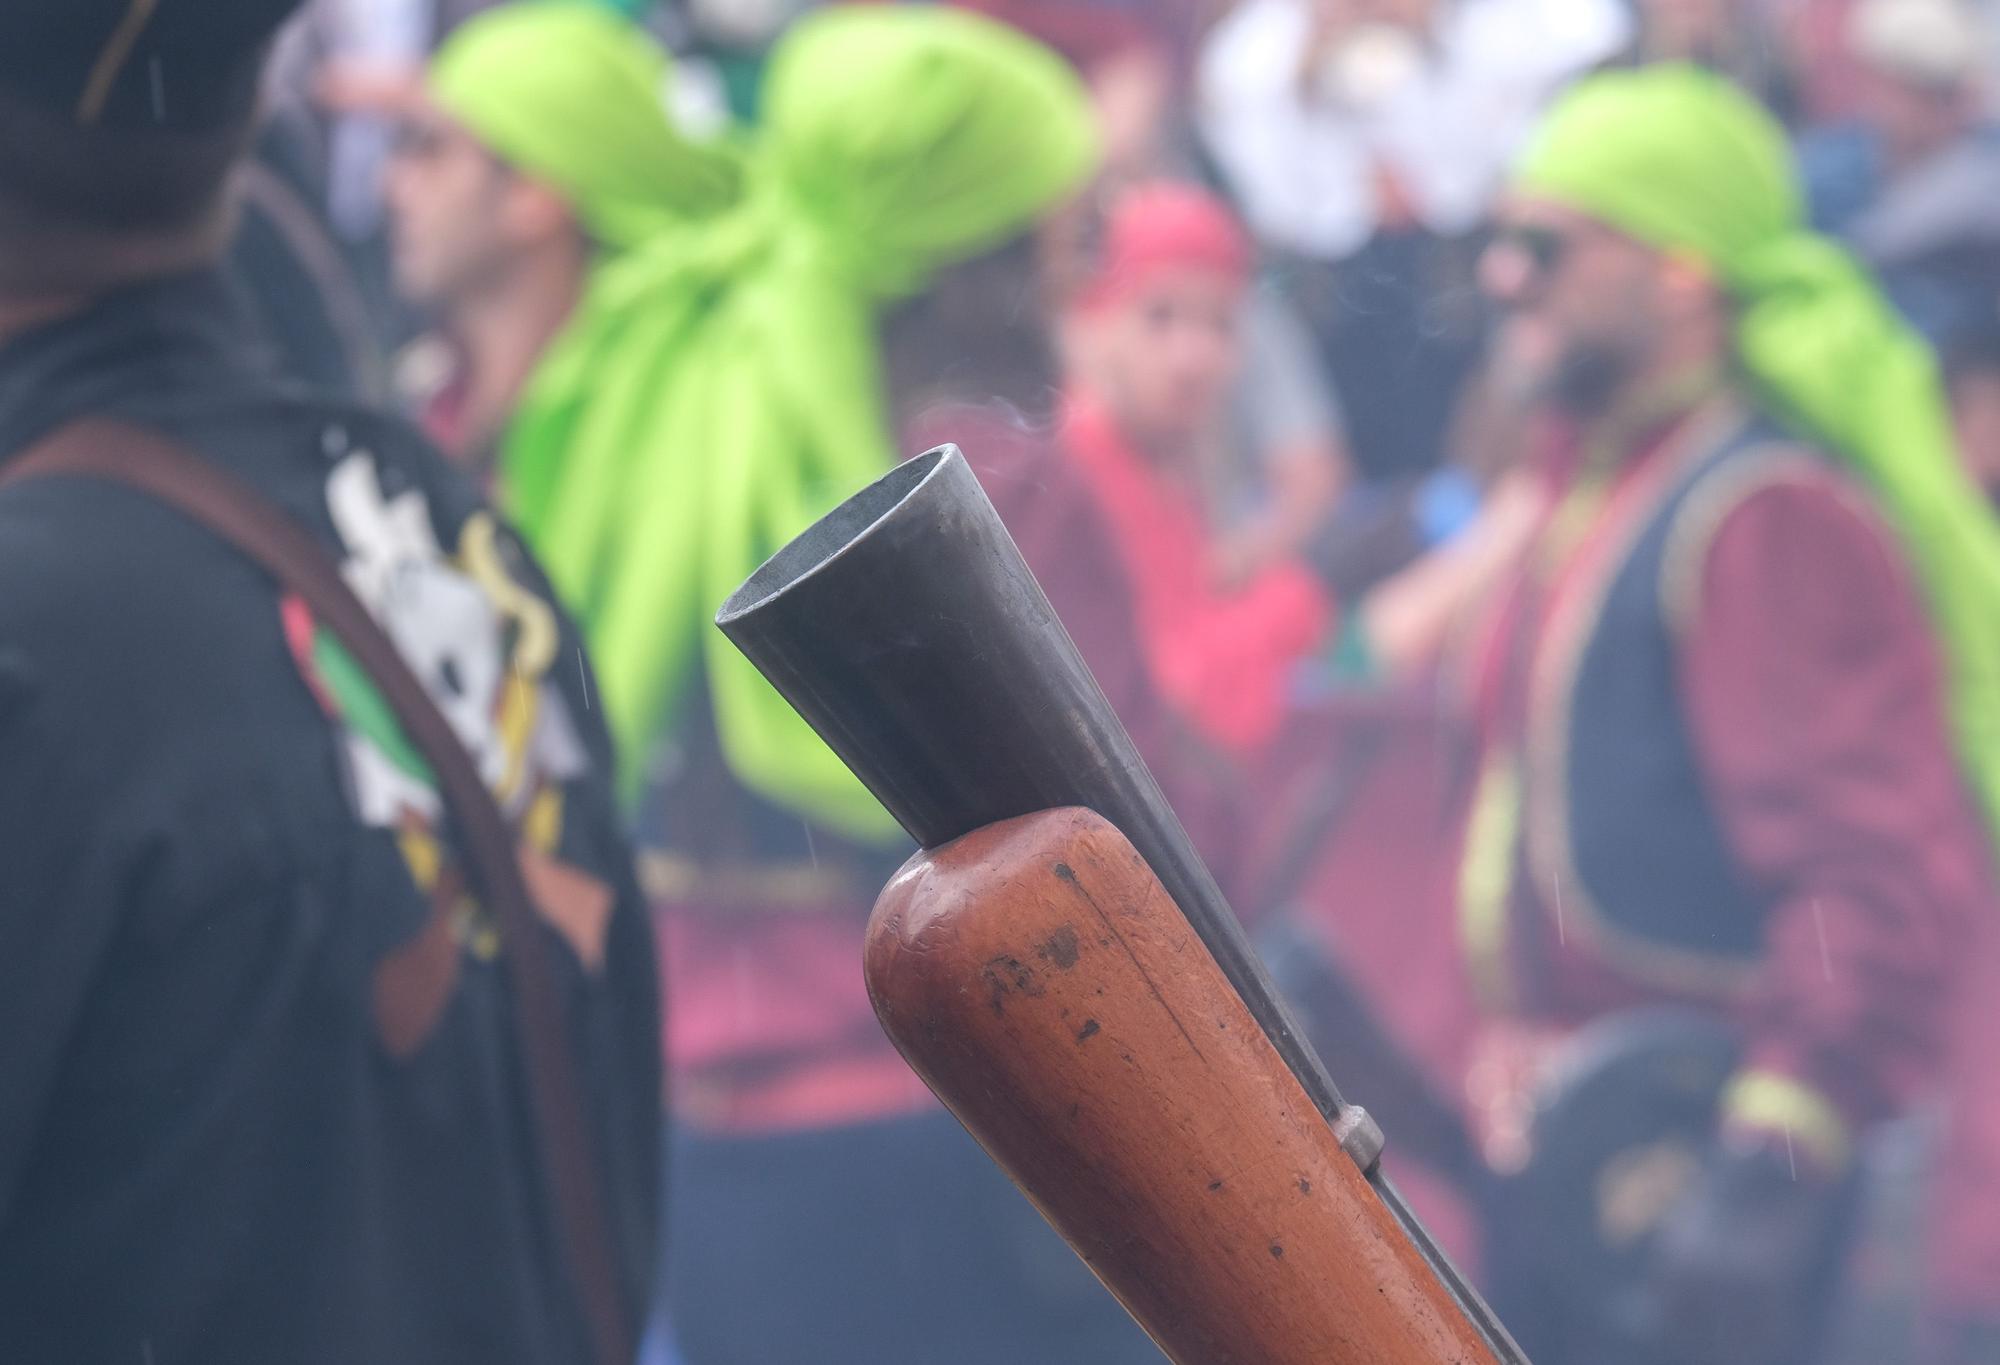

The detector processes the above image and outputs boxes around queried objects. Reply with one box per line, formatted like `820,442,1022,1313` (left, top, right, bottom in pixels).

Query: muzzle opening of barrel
715,446,955,625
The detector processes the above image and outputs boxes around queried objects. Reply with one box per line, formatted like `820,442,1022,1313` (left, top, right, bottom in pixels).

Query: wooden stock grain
865,807,1497,1365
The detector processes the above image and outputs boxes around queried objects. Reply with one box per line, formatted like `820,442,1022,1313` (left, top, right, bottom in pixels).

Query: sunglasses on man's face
393,116,503,166
1491,223,1572,277
391,118,456,161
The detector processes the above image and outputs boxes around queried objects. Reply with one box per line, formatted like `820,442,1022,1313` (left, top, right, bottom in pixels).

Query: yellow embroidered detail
451,896,504,962
458,512,558,804
494,670,541,807
1722,1069,1853,1174
1458,752,1523,1012
1658,448,1826,641
458,513,558,676
397,824,443,892
523,785,564,855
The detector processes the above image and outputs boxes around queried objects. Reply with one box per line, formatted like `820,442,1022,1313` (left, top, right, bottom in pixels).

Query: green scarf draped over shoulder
429,0,740,248
1518,64,2000,840
502,6,1097,839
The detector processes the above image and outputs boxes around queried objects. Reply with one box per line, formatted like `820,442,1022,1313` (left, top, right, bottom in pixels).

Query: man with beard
1455,66,2000,1365
1197,0,1628,487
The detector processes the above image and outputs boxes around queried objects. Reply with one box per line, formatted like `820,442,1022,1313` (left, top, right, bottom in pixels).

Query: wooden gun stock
867,807,1499,1365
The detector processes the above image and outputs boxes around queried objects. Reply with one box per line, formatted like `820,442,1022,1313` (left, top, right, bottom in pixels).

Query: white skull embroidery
324,452,507,817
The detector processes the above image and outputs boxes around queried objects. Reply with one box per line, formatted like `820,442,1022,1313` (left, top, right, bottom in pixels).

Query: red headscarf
1075,180,1253,314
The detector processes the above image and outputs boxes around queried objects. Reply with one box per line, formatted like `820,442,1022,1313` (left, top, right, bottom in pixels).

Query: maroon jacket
1460,396,1993,1158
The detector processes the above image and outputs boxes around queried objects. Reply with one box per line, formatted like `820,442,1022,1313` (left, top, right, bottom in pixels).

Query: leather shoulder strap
1,418,634,1365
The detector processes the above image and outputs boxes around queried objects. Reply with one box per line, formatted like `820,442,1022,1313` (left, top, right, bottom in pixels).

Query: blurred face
384,103,535,309
1859,67,1973,165
1088,268,1245,447
1480,197,1673,415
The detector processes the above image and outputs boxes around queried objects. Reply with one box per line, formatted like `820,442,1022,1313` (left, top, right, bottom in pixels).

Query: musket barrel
716,445,1524,1362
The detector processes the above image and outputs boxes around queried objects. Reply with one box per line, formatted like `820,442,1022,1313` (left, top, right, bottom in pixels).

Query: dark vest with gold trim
1524,414,1825,985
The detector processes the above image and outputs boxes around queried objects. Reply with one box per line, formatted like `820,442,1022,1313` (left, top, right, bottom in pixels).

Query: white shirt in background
1198,0,1632,259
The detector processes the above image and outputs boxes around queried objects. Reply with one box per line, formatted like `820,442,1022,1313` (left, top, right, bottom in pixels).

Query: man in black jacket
0,6,659,1362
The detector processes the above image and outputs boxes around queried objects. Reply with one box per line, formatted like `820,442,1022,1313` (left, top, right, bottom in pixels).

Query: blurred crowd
17,0,2000,1362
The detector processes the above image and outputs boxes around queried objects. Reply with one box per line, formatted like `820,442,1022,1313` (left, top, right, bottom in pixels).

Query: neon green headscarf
1518,64,2000,840
502,6,1097,839
429,1,739,248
